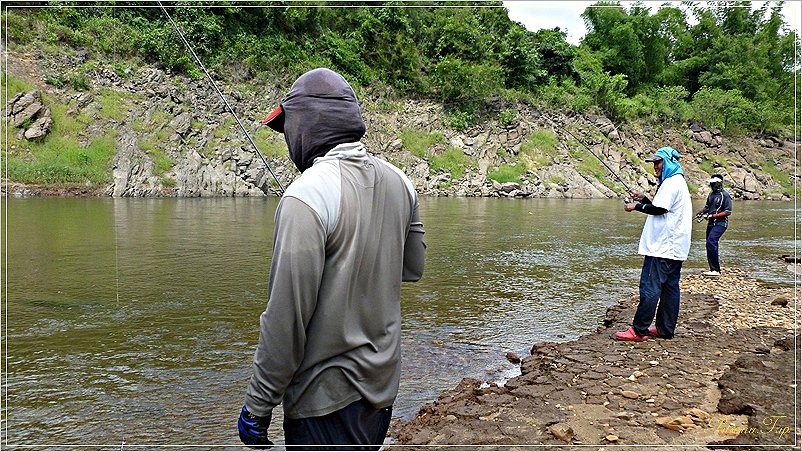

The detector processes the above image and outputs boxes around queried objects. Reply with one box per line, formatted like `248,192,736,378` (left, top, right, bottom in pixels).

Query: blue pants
283,398,392,451
633,256,683,338
706,223,727,272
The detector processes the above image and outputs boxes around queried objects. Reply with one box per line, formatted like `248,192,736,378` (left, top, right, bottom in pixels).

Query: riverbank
391,268,800,449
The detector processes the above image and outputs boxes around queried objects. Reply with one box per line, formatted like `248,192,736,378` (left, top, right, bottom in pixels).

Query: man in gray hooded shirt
237,68,426,450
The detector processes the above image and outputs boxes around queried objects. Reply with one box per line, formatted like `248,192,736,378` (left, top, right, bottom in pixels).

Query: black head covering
709,173,724,192
264,68,365,172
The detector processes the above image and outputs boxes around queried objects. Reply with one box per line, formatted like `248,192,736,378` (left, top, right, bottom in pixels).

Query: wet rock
505,352,521,364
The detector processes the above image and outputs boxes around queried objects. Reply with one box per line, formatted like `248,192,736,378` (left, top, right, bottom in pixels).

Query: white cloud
503,1,594,45
503,0,802,45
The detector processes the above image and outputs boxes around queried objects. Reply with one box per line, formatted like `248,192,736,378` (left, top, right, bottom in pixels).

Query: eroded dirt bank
392,268,800,450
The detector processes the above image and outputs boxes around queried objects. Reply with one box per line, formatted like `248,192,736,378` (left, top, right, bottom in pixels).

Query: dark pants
633,256,683,339
706,223,727,272
283,399,392,451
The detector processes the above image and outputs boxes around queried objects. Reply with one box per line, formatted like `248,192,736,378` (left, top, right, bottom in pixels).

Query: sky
503,1,802,45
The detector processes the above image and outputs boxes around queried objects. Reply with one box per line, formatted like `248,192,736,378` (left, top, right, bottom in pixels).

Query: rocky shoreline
391,268,800,450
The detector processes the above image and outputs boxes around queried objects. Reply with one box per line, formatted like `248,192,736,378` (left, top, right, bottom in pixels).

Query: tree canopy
3,0,799,135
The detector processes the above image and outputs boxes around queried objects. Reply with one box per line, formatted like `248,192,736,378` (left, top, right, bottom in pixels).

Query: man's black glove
237,405,274,448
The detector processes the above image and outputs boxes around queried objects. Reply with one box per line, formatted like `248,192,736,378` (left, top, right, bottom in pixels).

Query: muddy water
2,197,796,446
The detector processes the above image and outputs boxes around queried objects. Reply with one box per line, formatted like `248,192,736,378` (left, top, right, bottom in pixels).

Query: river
2,197,797,447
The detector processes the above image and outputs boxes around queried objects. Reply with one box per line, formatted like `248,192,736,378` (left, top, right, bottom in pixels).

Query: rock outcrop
6,89,53,140
4,51,799,200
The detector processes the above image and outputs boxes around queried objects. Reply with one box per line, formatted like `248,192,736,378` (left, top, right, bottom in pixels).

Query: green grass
4,97,115,186
429,146,473,180
1,73,34,102
488,162,527,183
699,154,730,175
139,138,173,175
698,159,714,175
98,89,128,121
570,145,614,189
252,128,287,159
400,129,444,159
621,146,640,167
761,160,795,194
6,130,117,184
150,109,172,127
520,129,559,169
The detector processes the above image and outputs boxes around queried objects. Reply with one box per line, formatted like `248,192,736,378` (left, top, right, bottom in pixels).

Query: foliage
432,57,503,109
497,109,518,127
690,87,754,133
3,2,799,137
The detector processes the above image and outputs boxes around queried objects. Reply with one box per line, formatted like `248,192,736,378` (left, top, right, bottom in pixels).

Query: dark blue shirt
703,190,733,226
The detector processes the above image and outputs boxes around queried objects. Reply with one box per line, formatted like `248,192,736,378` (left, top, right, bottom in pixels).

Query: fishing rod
566,122,633,194
157,1,286,196
541,115,634,197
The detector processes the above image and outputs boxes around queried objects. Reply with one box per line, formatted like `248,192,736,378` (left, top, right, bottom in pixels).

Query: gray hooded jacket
245,68,426,420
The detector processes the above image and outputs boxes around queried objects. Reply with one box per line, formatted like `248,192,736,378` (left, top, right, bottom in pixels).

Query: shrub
690,87,755,133
497,109,518,127
432,57,503,110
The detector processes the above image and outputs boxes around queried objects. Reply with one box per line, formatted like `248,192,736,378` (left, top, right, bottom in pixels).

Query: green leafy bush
690,87,754,133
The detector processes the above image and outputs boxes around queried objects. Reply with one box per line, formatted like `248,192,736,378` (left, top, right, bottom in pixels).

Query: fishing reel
623,197,633,204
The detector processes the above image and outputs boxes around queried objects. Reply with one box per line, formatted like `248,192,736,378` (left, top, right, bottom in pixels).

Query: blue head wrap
654,146,683,186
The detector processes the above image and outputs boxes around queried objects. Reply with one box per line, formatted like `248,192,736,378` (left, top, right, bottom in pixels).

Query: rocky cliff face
4,51,798,200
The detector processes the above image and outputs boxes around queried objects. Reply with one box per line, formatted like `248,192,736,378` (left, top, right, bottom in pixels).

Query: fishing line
114,210,120,304
542,115,634,195
157,1,286,196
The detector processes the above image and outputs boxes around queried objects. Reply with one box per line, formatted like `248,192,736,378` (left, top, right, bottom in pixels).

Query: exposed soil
391,268,800,450
2,180,108,197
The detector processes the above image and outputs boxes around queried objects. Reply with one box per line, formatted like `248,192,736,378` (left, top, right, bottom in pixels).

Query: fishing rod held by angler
542,115,634,196
566,125,633,195
157,1,285,195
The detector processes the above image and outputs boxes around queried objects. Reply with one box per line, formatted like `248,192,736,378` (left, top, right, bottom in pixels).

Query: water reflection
2,197,797,445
